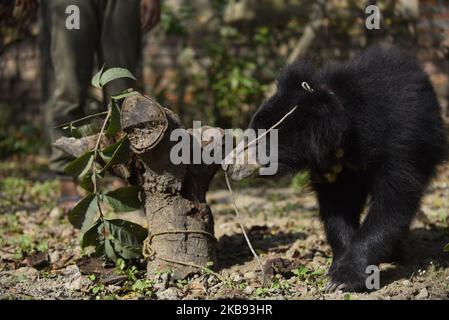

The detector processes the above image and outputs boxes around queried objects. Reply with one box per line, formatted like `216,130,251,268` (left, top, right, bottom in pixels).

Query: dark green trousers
45,0,141,174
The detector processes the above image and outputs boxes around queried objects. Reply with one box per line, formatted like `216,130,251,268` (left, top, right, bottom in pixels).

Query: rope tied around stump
142,229,217,260
142,229,223,280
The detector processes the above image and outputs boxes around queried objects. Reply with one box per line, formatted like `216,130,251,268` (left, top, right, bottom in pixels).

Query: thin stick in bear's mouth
223,104,298,178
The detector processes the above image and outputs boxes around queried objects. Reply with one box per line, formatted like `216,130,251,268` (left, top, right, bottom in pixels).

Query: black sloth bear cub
246,46,447,292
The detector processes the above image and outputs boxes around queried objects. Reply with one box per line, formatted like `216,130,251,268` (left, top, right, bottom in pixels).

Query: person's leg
45,0,99,208
99,0,142,97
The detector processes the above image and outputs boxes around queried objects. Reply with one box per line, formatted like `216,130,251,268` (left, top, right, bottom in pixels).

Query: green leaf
105,102,121,137
79,172,103,193
69,123,82,138
68,194,98,233
110,238,142,260
103,186,142,212
99,137,130,174
104,219,147,260
99,68,136,87
91,65,105,88
64,151,94,178
111,89,139,101
444,243,449,252
82,218,147,262
76,121,103,137
79,172,94,192
104,238,118,262
81,219,103,248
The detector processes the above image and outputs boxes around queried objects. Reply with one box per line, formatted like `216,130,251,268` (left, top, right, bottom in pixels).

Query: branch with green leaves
60,68,146,263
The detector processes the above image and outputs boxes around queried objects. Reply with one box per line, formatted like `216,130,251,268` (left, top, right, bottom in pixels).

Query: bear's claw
325,281,348,293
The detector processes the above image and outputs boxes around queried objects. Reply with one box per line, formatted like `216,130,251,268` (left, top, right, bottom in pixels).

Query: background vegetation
1,0,448,159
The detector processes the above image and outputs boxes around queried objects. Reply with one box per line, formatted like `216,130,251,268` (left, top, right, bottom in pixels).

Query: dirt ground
0,158,448,300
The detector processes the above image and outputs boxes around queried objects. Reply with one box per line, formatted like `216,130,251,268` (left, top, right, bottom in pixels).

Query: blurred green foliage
0,177,58,212
150,1,304,128
148,0,419,129
0,104,43,158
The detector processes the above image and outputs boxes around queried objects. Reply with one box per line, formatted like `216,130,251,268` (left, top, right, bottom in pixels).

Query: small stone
64,265,81,277
107,285,121,293
208,283,223,295
153,272,170,290
64,265,84,291
243,271,256,280
244,286,255,295
60,227,74,239
402,280,412,287
13,267,38,279
49,251,61,264
286,242,301,259
49,207,63,220
156,287,180,300
67,276,82,290
207,275,219,287
415,287,429,300
230,272,241,283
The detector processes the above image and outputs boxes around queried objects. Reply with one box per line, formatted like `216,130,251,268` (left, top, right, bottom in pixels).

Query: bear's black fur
248,46,447,292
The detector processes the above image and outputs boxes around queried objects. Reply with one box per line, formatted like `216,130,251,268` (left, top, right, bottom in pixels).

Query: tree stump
120,95,221,279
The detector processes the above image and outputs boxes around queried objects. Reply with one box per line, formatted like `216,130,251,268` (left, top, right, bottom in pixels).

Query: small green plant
253,287,269,298
291,171,310,192
91,283,105,295
61,68,147,264
270,274,290,290
0,104,43,158
10,234,48,259
131,279,153,296
293,266,326,285
176,278,188,288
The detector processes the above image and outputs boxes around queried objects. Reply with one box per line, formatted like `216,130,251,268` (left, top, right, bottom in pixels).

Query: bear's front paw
325,258,368,293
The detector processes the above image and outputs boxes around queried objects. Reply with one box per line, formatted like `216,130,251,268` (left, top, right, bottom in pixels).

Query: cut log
121,95,221,279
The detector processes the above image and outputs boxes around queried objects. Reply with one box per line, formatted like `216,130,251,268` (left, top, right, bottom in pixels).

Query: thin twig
224,171,265,280
53,111,109,129
92,108,111,218
246,105,298,149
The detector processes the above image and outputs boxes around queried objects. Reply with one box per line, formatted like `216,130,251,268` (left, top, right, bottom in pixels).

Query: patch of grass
7,234,49,259
252,287,268,298
131,279,154,296
108,258,155,298
270,274,291,290
0,104,45,158
0,177,58,212
292,266,326,288
0,214,21,233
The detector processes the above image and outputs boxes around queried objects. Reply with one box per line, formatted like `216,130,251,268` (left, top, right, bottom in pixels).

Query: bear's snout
223,141,261,181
